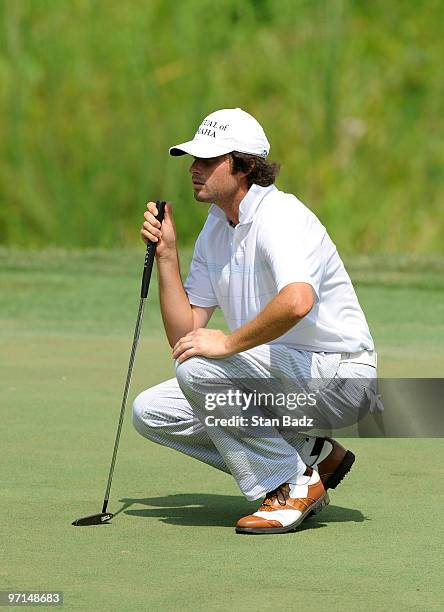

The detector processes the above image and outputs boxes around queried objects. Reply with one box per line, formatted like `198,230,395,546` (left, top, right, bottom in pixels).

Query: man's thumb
164,202,173,218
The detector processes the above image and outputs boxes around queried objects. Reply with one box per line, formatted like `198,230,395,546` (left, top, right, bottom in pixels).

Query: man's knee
132,391,148,435
132,389,163,438
176,356,213,392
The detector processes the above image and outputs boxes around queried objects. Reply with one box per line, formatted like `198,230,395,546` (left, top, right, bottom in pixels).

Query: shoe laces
263,483,289,507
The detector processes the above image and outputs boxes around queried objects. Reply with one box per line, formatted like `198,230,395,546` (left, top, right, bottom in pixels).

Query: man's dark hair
229,151,280,187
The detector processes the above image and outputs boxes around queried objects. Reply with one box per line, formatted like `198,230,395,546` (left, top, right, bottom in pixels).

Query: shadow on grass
114,494,368,529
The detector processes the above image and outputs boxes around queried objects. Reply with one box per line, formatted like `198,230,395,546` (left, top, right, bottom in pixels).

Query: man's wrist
225,333,239,356
156,247,178,264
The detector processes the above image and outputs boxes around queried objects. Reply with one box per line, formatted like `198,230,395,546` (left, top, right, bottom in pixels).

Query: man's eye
198,158,214,168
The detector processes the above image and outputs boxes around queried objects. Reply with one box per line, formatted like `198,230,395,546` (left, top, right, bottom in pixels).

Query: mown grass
1,0,443,252
1,248,443,375
1,249,443,610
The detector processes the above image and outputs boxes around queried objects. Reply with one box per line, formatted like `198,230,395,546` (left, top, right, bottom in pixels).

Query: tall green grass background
1,0,442,253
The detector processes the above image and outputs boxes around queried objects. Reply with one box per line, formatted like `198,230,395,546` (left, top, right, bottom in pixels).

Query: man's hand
141,201,177,259
173,328,233,364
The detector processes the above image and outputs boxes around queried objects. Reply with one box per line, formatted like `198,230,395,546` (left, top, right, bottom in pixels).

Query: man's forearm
226,284,313,355
157,251,194,347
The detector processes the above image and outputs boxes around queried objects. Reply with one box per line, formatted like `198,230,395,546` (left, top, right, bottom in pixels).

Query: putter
72,200,166,526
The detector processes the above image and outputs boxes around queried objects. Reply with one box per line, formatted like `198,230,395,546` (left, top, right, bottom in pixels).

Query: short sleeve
257,200,325,301
184,232,219,307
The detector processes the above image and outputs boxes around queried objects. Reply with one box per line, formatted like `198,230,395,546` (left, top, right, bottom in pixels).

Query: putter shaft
72,201,166,526
102,297,146,513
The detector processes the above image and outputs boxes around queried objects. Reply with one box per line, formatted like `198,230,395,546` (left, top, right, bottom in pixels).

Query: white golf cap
169,107,270,159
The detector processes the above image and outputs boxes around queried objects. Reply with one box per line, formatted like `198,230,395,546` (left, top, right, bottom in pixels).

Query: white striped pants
132,344,376,500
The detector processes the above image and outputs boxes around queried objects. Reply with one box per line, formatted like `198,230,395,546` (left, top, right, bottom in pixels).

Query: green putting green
1,250,442,611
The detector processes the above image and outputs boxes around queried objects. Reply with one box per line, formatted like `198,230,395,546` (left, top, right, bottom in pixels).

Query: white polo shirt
184,184,374,353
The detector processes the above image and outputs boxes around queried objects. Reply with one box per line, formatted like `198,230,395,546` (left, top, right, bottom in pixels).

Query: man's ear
229,153,254,179
239,159,254,182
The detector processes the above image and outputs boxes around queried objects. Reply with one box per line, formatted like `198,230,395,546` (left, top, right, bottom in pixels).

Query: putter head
72,512,113,526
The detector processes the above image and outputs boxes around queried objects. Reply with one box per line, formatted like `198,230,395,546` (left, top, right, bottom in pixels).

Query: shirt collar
208,184,277,226
238,183,276,224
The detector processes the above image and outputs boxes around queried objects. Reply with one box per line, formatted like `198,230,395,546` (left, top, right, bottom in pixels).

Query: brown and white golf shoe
301,436,356,490
235,467,329,535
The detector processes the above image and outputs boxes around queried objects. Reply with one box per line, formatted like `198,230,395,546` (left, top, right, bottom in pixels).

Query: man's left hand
173,328,233,364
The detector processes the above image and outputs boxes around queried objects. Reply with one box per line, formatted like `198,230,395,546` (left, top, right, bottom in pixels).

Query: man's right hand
141,201,177,258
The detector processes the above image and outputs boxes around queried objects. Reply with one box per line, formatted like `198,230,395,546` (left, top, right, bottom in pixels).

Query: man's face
189,155,245,204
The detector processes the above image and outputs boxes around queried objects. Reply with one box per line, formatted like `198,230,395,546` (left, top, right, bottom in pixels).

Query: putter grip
141,200,166,298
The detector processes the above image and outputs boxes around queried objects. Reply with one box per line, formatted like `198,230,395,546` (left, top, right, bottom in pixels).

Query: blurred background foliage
0,0,442,253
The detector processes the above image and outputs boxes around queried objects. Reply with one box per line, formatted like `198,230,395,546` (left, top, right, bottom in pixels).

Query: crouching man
133,108,377,534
